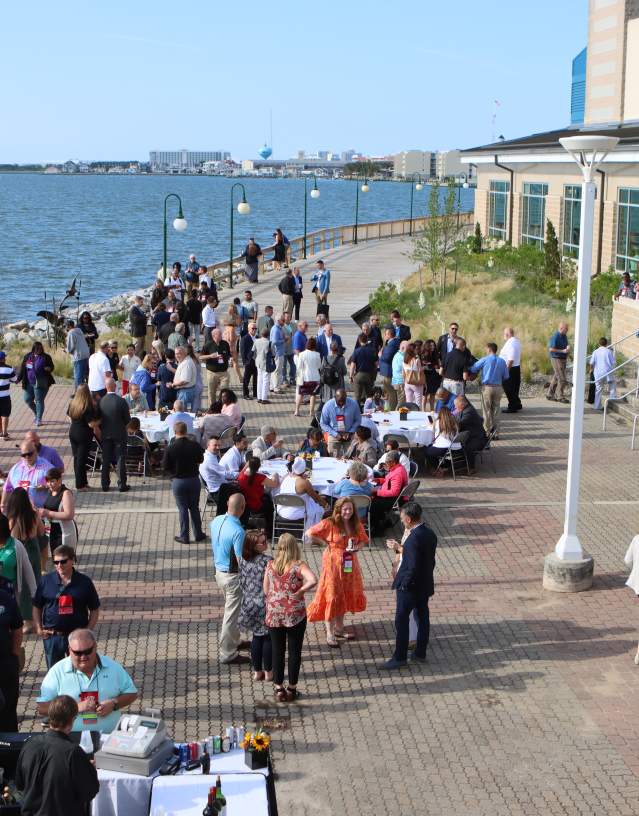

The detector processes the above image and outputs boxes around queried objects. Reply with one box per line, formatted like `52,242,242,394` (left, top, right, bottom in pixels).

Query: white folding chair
350,495,372,545
272,494,307,544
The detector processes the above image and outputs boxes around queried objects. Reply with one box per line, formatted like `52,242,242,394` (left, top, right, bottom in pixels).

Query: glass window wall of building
562,184,582,259
616,188,639,273
488,180,510,240
521,182,548,249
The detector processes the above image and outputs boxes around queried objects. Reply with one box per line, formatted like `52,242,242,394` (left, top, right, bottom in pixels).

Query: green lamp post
162,193,187,284
408,174,424,236
228,182,250,288
354,178,369,245
303,175,320,259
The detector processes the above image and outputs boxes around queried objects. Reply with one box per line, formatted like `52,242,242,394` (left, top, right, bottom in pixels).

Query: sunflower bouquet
242,728,271,770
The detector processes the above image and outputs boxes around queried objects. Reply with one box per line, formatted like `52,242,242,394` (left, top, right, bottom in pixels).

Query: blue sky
1,0,587,163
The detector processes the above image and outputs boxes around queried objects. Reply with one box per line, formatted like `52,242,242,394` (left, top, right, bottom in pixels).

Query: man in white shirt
172,346,197,410
499,326,523,414
88,340,114,398
165,264,185,300
201,296,218,344
219,434,249,474
118,344,141,396
590,336,617,411
199,437,235,497
165,399,194,439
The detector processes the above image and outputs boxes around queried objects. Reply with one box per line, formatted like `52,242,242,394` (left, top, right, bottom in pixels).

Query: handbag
405,366,423,386
265,344,276,374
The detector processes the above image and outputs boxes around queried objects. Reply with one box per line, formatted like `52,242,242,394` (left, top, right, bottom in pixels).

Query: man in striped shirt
0,351,16,439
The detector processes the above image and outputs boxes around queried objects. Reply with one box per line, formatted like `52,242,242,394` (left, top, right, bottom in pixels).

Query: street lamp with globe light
354,178,369,245
303,175,320,259
162,193,187,287
229,183,250,288
542,134,619,593
408,174,424,236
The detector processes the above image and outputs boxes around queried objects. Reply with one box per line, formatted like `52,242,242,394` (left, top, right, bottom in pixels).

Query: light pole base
543,552,594,593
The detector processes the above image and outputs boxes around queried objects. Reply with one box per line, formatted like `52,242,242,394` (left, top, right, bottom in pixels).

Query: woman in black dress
67,385,100,491
41,468,78,556
79,311,98,354
421,338,442,412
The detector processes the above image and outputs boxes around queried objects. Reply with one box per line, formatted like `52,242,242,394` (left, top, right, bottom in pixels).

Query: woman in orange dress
222,310,240,383
306,497,368,647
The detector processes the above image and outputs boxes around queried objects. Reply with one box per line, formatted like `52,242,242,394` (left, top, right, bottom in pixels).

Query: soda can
178,743,189,766
235,726,244,747
189,741,200,761
205,737,214,755
225,727,234,748
213,735,221,754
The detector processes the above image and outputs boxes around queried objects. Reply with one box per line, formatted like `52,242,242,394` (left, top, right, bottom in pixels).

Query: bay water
0,174,474,322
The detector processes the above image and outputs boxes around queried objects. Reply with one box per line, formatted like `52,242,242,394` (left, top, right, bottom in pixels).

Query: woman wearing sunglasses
32,545,100,669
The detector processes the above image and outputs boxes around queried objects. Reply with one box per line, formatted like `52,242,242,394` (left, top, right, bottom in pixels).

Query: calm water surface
0,174,474,321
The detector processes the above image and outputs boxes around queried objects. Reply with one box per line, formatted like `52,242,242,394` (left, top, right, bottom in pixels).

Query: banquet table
150,773,269,816
260,456,357,496
370,411,435,447
93,749,270,816
137,412,201,443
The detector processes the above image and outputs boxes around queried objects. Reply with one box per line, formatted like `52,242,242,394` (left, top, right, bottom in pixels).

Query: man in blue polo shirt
37,629,138,733
211,493,250,666
32,545,100,668
547,321,570,403
469,342,510,435
320,388,362,458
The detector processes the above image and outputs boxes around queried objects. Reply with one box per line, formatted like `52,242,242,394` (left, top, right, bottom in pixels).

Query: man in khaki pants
201,328,231,405
469,342,510,437
211,494,250,665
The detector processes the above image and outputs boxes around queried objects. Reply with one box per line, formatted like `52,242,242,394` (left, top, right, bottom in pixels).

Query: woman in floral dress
264,534,317,703
305,497,368,647
239,530,273,682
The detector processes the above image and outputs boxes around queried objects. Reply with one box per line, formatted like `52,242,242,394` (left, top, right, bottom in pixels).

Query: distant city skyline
0,0,587,164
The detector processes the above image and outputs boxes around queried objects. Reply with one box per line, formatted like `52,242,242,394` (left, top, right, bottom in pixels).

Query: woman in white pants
590,337,617,410
254,329,272,404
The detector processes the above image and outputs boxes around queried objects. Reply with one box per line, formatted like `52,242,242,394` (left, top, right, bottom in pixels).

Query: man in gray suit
99,379,131,492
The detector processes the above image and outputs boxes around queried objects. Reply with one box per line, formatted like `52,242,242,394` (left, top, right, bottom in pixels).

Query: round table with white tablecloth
370,411,435,447
136,412,201,443
259,456,354,496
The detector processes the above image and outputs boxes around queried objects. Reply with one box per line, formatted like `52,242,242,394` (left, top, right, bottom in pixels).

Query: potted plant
242,728,270,770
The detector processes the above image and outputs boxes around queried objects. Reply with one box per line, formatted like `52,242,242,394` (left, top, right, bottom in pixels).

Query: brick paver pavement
8,239,639,815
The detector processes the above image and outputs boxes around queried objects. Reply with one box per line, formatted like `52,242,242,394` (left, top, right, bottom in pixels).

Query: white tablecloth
93,749,268,816
150,773,268,816
137,413,201,443
260,457,352,495
370,411,435,447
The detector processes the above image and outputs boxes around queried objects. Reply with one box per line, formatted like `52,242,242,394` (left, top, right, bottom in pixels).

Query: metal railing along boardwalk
205,212,475,289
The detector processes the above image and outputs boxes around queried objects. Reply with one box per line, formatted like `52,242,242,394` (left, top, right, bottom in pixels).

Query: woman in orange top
305,497,368,647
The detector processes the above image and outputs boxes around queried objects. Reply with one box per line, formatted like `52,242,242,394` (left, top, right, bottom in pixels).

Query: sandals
274,686,288,703
335,630,355,641
286,686,299,702
253,671,265,681
326,636,340,648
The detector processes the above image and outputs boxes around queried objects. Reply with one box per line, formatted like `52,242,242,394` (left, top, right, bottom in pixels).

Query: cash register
95,709,174,776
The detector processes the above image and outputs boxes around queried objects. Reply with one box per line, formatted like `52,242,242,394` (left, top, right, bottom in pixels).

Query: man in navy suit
381,501,437,669
316,323,343,360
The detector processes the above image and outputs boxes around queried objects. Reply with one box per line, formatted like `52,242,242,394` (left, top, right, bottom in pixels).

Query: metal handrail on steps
602,354,639,449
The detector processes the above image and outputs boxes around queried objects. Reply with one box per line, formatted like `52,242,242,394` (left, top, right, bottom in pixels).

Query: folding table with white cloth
93,748,271,816
137,412,201,444
370,411,435,447
150,772,269,816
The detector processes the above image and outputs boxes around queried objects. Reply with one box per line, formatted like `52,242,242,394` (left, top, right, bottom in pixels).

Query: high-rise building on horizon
570,47,587,125
149,149,231,170
392,150,436,179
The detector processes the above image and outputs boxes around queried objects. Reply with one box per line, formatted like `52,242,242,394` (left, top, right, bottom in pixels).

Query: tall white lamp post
543,134,618,592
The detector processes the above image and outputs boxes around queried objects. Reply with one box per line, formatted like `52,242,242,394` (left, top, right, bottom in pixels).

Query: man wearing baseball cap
0,351,17,439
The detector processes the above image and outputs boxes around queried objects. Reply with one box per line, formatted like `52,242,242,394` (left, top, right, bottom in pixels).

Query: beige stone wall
612,297,639,358
474,188,489,236
624,17,639,119
585,0,627,124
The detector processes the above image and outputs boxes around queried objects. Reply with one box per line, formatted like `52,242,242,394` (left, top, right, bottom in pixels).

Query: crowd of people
3,239,632,810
